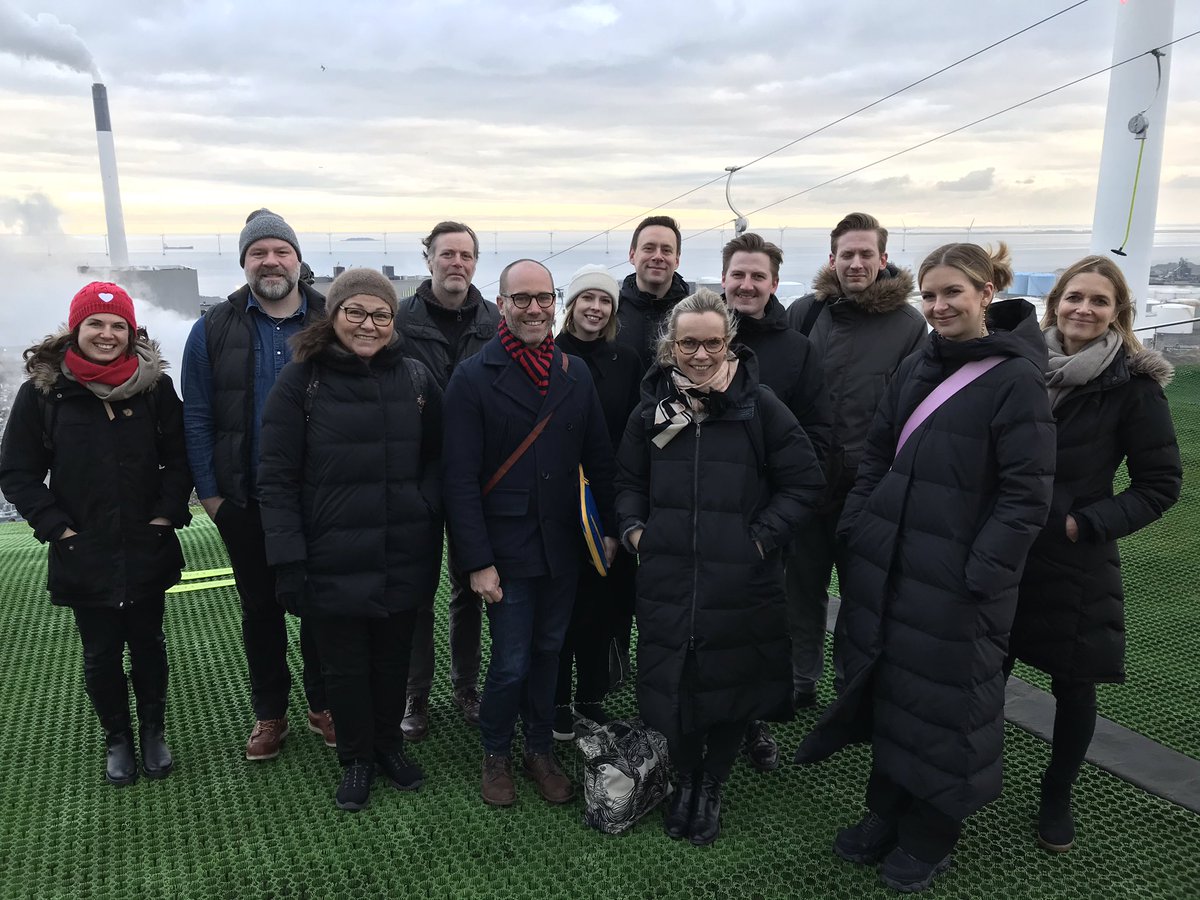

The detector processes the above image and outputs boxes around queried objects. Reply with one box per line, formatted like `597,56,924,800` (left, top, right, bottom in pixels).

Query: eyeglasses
502,292,556,309
674,337,727,355
340,306,395,326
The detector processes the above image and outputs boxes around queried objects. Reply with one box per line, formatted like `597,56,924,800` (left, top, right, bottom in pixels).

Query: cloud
936,168,997,192
1168,174,1200,190
0,192,63,234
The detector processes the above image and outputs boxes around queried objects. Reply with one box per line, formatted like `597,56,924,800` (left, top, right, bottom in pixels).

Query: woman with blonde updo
798,243,1056,892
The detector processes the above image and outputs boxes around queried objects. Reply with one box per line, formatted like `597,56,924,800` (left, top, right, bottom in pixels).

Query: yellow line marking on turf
168,578,237,594
179,568,234,580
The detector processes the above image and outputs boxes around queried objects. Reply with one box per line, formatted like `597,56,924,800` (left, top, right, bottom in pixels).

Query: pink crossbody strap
894,356,1006,461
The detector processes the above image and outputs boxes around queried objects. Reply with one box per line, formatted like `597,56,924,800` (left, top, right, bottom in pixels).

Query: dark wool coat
0,334,192,608
442,336,617,580
615,349,825,745
554,330,645,452
731,294,833,465
1011,348,1180,683
257,334,443,618
615,272,690,371
798,299,1055,821
395,281,500,389
786,265,926,498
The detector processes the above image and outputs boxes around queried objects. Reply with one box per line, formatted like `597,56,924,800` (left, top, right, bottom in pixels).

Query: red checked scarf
498,319,555,395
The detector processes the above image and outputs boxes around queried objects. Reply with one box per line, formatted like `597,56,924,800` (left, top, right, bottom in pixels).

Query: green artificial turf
0,512,1198,898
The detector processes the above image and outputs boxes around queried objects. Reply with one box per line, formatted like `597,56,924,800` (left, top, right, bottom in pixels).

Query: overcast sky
1,0,1197,236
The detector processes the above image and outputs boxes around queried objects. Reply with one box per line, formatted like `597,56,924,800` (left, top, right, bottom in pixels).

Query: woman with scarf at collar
614,288,823,846
0,282,192,786
1008,256,1180,853
797,243,1056,893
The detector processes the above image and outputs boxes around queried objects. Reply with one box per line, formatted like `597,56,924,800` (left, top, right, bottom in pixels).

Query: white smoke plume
0,193,64,235
0,5,100,80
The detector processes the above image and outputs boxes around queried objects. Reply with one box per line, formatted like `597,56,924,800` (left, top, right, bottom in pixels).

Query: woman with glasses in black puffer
259,268,443,812
615,288,823,847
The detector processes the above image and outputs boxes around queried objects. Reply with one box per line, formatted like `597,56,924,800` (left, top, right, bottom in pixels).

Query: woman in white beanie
552,265,646,738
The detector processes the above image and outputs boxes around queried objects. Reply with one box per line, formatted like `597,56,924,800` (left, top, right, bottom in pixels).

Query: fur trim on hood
1128,348,1174,387
810,263,914,314
25,328,166,394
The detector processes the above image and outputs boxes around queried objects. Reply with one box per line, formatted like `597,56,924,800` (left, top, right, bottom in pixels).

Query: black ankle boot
105,731,138,786
1038,774,1076,852
689,772,722,846
140,723,174,779
663,770,698,839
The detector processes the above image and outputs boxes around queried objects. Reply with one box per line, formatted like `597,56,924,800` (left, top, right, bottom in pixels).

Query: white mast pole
1090,0,1175,324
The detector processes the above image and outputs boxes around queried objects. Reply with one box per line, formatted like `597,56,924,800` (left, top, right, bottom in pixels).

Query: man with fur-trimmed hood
783,213,926,706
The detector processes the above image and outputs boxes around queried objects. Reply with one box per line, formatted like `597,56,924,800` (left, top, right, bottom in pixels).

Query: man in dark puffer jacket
182,209,331,761
784,213,926,706
719,232,832,772
617,215,690,371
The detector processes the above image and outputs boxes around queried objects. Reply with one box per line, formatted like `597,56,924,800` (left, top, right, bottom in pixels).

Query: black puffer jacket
615,348,825,744
395,280,499,389
732,294,833,464
554,330,645,451
1011,348,1180,682
0,333,192,608
786,265,926,490
257,331,443,618
798,299,1055,821
616,272,690,370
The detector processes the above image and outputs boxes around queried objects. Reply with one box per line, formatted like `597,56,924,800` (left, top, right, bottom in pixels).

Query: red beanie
69,282,137,332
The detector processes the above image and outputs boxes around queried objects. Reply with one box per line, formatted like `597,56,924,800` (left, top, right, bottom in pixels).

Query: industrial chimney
92,82,129,269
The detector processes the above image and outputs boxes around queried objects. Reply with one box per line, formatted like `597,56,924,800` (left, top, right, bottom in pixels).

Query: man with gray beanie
182,208,332,761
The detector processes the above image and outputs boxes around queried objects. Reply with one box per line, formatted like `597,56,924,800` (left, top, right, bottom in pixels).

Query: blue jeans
479,572,576,756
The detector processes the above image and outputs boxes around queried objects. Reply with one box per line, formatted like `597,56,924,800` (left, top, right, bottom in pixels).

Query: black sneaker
833,811,898,865
743,720,779,772
335,760,374,811
553,706,576,742
878,847,952,893
377,748,424,792
574,703,611,727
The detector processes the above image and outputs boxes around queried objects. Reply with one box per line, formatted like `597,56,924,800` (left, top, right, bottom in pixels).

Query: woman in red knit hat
0,282,192,786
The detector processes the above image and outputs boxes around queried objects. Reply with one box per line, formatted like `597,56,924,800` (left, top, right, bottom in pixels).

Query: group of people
0,208,1181,893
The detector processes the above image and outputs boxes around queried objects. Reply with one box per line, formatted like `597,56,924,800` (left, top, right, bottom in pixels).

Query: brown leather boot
481,753,516,807
522,750,573,804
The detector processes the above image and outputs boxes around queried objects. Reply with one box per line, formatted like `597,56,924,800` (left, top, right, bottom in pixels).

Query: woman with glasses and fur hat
0,282,192,787
614,288,823,846
1008,256,1180,854
257,268,443,812
551,265,645,739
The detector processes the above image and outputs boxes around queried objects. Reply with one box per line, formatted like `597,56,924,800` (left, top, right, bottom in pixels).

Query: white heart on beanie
98,292,114,302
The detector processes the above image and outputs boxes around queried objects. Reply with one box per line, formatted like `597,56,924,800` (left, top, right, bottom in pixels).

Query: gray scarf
1044,326,1122,411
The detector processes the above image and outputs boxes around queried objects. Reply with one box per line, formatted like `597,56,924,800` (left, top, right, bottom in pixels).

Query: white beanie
566,264,620,310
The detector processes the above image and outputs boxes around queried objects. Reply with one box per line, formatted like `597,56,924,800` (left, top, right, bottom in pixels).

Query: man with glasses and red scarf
442,258,617,808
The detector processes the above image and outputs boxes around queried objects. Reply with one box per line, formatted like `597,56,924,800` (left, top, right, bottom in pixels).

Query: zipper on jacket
689,420,701,647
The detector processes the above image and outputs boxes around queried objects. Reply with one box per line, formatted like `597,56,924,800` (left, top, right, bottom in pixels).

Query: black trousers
670,719,748,783
72,595,167,732
312,609,418,765
555,552,635,710
408,537,481,696
214,500,325,720
1002,660,1098,795
866,766,963,863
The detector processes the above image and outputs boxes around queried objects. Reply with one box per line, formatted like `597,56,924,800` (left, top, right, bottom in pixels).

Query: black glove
274,561,306,615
